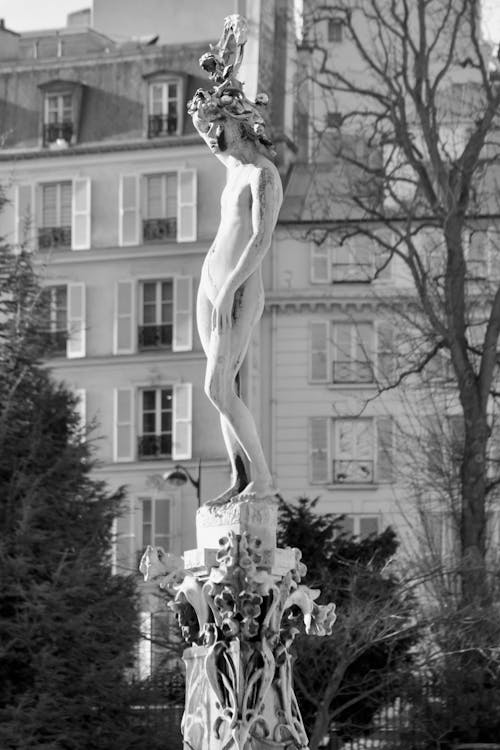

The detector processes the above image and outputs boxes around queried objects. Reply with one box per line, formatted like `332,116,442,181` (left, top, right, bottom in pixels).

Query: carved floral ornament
140,534,336,750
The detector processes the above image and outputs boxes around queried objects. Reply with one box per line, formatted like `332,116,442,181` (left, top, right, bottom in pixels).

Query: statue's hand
212,291,234,333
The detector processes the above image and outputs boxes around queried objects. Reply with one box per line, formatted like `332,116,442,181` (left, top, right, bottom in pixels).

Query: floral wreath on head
187,14,275,156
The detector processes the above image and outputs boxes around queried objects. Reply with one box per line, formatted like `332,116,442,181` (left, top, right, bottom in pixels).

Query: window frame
138,386,174,460
328,17,344,43
138,278,174,350
38,180,72,250
147,77,183,138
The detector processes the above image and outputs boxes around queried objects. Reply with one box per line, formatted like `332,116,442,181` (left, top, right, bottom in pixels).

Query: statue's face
193,112,244,155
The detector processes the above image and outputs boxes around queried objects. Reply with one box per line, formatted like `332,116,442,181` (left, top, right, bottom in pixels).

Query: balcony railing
333,459,374,484
40,329,67,356
138,434,172,459
43,121,73,146
38,226,72,251
332,360,373,384
143,218,177,242
148,114,178,138
331,262,374,283
138,324,173,349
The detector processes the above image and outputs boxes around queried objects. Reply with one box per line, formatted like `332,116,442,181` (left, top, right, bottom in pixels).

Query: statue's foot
235,480,280,502
204,482,242,508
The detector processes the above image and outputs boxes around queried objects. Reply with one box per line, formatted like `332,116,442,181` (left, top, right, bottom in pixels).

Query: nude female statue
188,16,283,505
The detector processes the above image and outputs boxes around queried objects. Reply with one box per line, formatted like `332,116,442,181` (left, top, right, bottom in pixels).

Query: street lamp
163,458,201,507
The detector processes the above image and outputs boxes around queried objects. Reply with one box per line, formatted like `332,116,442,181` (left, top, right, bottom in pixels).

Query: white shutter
177,169,197,242
173,382,192,460
310,242,330,283
119,175,139,246
14,184,35,250
309,416,329,483
376,417,394,483
377,322,394,382
114,387,135,462
173,275,193,351
309,321,329,382
72,177,91,250
66,282,86,359
114,280,136,354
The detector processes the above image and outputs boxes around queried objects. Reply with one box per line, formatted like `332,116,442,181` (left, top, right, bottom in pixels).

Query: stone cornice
264,287,399,313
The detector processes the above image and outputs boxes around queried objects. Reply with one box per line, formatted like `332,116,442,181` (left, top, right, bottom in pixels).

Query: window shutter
72,177,91,250
114,280,136,354
309,321,329,382
376,417,393,483
177,169,197,242
173,275,193,351
15,184,35,250
114,387,135,462
119,175,139,246
173,382,192,460
309,416,329,483
66,282,86,359
377,322,394,382
310,242,329,283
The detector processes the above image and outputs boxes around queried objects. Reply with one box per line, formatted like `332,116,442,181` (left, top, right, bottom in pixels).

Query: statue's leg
203,277,277,501
197,283,250,504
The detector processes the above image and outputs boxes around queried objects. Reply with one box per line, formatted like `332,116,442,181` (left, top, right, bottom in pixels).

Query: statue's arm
213,167,281,332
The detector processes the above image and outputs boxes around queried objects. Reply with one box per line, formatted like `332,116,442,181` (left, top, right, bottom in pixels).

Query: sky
0,0,499,41
0,0,89,32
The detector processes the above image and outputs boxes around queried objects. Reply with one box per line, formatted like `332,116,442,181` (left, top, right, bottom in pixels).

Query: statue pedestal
141,498,336,750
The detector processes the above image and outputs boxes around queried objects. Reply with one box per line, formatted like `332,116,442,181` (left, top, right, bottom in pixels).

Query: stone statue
188,15,283,505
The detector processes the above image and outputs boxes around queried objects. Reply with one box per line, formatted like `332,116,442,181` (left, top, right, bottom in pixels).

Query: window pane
161,302,173,325
142,498,152,523
147,176,164,218
142,390,156,412
60,182,72,225
143,303,157,325
167,83,178,100
142,413,156,434
161,281,173,302
161,411,172,432
360,516,379,539
142,282,156,304
161,388,173,410
155,499,170,536
42,184,58,226
165,174,177,219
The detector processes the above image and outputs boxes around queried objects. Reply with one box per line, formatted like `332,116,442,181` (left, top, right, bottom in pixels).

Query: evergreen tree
278,497,417,750
0,245,144,749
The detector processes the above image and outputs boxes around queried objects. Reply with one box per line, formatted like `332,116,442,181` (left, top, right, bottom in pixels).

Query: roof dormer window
143,71,184,138
38,79,83,149
44,93,73,146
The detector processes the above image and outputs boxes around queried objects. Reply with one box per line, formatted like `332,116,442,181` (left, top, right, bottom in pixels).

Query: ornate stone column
141,499,336,750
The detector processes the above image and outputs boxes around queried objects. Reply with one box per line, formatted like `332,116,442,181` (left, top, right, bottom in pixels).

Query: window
143,173,178,242
139,280,173,349
137,610,179,679
148,81,180,137
118,170,197,246
113,383,192,463
328,18,343,43
331,323,373,384
39,181,72,250
138,387,173,459
44,92,73,145
114,277,192,355
38,282,86,359
309,320,390,384
326,112,342,129
141,496,171,550
40,285,67,355
337,515,380,539
309,416,393,485
310,236,391,284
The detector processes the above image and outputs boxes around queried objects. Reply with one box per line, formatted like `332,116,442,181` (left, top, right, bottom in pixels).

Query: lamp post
163,458,201,508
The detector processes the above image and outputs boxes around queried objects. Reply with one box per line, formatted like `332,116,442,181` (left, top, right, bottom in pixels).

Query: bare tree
294,0,500,607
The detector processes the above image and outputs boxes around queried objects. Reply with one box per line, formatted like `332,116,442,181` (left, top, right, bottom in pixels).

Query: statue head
187,14,275,157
